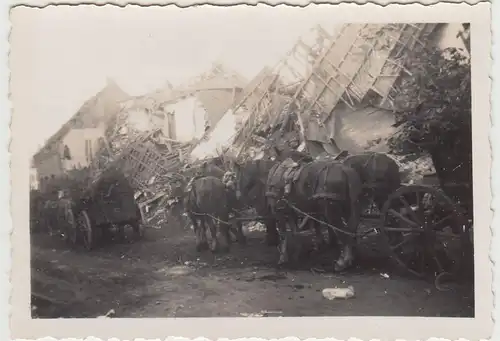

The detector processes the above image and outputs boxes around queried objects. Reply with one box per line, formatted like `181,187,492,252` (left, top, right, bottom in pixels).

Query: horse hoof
333,264,345,272
277,256,288,266
334,260,349,273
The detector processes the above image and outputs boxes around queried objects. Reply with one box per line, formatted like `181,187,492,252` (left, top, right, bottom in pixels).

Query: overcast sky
10,4,340,156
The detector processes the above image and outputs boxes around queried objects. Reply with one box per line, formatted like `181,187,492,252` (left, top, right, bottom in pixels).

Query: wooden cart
60,167,143,251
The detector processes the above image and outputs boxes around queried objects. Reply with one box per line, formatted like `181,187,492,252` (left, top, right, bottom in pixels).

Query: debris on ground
240,310,283,317
162,265,194,276
97,308,116,319
322,286,355,300
244,221,267,233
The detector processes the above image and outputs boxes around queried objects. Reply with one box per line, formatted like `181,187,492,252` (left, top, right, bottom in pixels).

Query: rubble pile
389,153,436,183
86,109,196,227
233,100,437,184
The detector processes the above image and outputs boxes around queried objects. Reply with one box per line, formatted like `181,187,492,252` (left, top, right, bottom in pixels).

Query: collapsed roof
229,23,441,158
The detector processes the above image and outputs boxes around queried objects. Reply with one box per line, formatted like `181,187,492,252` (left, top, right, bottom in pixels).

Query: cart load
60,166,143,251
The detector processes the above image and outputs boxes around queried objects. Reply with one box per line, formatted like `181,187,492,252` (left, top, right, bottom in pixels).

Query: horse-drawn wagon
231,148,474,282
58,166,143,251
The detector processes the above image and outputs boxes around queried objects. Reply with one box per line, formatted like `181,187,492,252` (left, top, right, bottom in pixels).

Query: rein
189,210,233,225
281,198,362,237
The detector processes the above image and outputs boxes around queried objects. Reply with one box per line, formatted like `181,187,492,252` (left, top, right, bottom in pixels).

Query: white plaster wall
30,168,39,190
61,125,105,170
190,108,250,160
162,97,207,142
30,168,39,189
126,108,153,132
333,106,397,153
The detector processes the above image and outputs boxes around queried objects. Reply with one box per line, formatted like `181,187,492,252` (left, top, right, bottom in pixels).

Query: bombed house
31,79,129,191
187,23,471,184
232,23,469,158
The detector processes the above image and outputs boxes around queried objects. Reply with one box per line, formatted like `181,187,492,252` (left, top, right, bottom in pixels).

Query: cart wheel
380,185,468,278
77,210,94,251
64,205,78,245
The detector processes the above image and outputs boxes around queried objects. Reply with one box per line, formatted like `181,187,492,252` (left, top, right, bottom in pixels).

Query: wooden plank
251,134,268,145
289,24,353,144
373,24,429,100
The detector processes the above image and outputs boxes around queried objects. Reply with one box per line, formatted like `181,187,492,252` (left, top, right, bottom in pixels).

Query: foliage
387,46,471,158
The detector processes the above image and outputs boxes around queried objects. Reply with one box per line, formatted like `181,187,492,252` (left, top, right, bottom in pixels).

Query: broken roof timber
229,23,445,157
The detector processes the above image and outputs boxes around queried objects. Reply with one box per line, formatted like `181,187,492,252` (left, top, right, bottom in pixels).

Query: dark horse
343,152,401,211
232,159,281,246
265,158,363,272
184,176,246,253
230,148,335,248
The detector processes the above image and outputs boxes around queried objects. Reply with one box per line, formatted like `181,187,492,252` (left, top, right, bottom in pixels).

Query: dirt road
31,211,474,319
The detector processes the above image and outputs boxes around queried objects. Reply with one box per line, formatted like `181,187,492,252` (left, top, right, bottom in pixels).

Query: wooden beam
288,25,350,146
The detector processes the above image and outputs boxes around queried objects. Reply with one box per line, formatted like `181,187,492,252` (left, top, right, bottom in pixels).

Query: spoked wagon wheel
380,185,468,279
77,210,94,251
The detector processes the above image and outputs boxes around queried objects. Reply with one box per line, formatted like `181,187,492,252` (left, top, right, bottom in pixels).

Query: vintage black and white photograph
9,2,493,340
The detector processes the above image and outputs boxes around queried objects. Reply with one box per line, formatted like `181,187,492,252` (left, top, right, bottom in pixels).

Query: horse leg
258,204,279,246
193,216,209,252
277,211,303,267
264,218,280,246
264,217,280,246
335,200,360,272
231,218,247,245
208,217,220,253
276,217,290,266
327,223,339,249
218,213,232,253
321,201,353,272
325,200,342,249
218,223,232,253
313,200,338,250
309,217,327,250
287,214,302,265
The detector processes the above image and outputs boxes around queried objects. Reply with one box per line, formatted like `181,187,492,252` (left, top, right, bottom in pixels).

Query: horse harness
185,173,239,223
266,158,303,199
